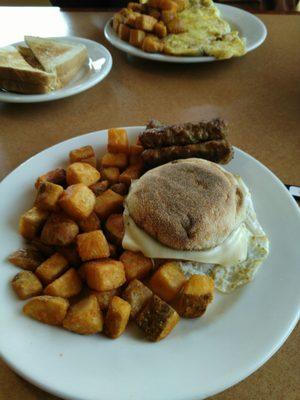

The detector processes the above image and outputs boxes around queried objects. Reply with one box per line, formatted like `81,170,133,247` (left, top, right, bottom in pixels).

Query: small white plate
0,37,112,103
104,4,267,63
0,127,299,400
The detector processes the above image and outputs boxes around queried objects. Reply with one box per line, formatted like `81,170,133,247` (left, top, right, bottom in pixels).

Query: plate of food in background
104,0,267,62
0,36,112,103
0,120,299,400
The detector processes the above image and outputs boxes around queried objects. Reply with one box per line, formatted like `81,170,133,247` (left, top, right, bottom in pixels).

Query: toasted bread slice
18,45,44,70
25,36,88,86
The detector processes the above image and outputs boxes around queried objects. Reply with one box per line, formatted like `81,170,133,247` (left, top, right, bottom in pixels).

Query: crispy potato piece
66,162,100,187
34,182,64,212
161,10,176,23
41,212,79,246
124,10,140,27
104,296,131,338
101,167,120,184
35,252,69,285
127,2,146,12
142,35,164,53
94,189,124,219
77,230,110,261
112,13,123,32
119,163,144,185
129,29,146,48
159,0,178,11
8,248,44,271
149,261,185,302
101,152,128,169
44,268,82,298
147,7,161,20
174,275,214,318
118,23,131,41
57,245,81,267
59,183,96,220
120,251,153,282
85,259,126,291
78,212,101,233
129,145,144,165
30,238,55,257
69,145,96,168
110,182,128,196
122,279,152,318
23,295,69,326
136,295,179,341
35,168,66,189
63,295,103,334
154,21,168,38
108,128,129,154
105,214,124,246
89,180,109,196
11,271,43,300
135,14,157,31
19,207,49,240
130,144,144,155
167,18,186,34
90,288,119,311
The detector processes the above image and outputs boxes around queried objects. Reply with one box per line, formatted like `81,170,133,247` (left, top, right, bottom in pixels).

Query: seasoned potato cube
159,0,178,11
142,35,164,53
120,251,152,282
101,167,120,184
89,180,109,196
41,212,79,246
78,212,101,233
124,10,140,27
129,29,146,48
104,296,131,338
130,144,144,155
108,128,129,154
23,295,69,326
136,295,179,341
127,2,146,11
35,252,69,285
59,183,96,220
57,245,81,267
34,182,64,211
135,14,157,31
118,23,131,41
85,259,126,291
77,230,110,261
174,275,214,318
8,248,44,271
112,13,123,32
94,189,124,219
101,152,128,169
12,271,43,300
161,10,176,23
154,21,167,38
119,163,143,185
69,145,96,168
90,288,119,311
66,162,100,187
167,18,186,34
35,168,66,189
105,214,124,246
110,182,128,196
30,238,55,257
44,268,82,298
149,261,185,302
122,279,152,318
63,295,103,334
19,207,49,240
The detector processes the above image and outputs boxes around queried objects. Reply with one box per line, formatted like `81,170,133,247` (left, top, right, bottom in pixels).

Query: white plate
0,37,112,103
0,127,299,400
104,4,267,63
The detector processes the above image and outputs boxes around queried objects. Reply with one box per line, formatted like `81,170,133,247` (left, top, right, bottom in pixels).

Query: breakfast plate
104,4,267,63
0,127,299,400
0,37,112,103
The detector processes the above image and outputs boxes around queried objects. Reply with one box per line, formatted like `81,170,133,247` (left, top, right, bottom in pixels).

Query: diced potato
41,212,79,246
149,261,185,302
108,128,129,154
78,212,101,233
89,180,109,196
108,242,118,258
104,296,131,338
159,0,178,11
142,35,164,53
34,181,64,211
66,162,100,187
19,207,49,240
35,252,69,285
167,18,186,34
101,152,128,169
57,245,81,267
69,145,96,168
127,2,146,12
136,295,179,341
161,10,176,23
23,295,69,326
120,251,153,282
35,168,66,189
30,238,55,257
147,7,161,20
129,29,146,48
110,183,128,196
105,214,124,246
119,163,144,185
129,144,144,156
59,183,96,220
129,145,144,165
11,271,43,300
63,295,103,334
85,259,126,291
154,21,167,38
122,279,153,318
118,23,131,41
44,268,82,298
77,230,110,261
174,275,214,318
94,189,124,219
101,167,120,184
8,248,44,271
124,10,140,27
112,13,123,32
135,14,157,31
90,288,119,311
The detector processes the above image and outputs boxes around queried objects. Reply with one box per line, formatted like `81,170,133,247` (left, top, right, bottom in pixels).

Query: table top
0,7,299,400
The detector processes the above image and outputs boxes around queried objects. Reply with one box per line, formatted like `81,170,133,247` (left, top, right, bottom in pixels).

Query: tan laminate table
0,7,299,400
